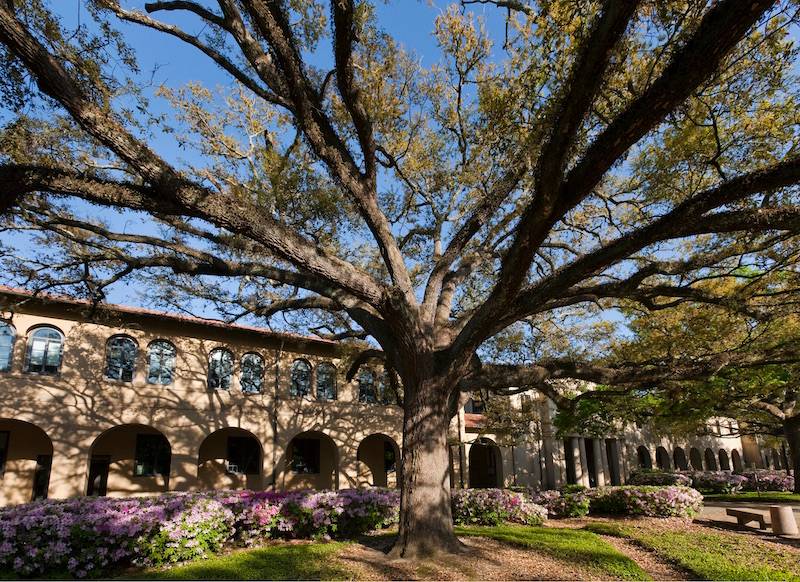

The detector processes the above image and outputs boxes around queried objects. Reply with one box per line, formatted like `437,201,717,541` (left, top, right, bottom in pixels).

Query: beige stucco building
0,287,789,506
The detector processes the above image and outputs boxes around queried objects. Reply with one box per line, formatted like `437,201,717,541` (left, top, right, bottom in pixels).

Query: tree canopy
2,0,800,555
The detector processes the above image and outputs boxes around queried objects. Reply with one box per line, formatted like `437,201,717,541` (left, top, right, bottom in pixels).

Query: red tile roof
0,284,337,346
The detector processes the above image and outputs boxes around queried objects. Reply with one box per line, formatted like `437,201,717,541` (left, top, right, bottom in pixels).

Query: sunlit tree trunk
390,373,465,558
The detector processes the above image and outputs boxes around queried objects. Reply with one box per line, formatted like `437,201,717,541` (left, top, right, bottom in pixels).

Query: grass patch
125,541,354,580
584,522,800,581
704,491,800,504
456,524,650,580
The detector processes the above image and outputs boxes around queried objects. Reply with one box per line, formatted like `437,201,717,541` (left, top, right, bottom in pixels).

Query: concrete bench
726,507,766,529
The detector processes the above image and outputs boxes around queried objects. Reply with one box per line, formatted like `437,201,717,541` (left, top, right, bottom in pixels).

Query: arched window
25,326,63,374
0,322,15,372
377,370,398,405
147,340,176,385
208,348,234,390
358,368,377,404
316,362,337,401
105,335,138,382
290,359,311,397
240,352,265,394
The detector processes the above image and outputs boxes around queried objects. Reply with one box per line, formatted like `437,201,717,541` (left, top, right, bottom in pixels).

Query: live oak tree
2,0,800,556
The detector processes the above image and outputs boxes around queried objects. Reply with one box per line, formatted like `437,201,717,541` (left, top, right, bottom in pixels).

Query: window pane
290,360,311,397
316,363,336,401
105,336,137,382
208,349,233,389
26,328,63,374
240,353,264,394
134,434,170,477
148,341,176,385
358,369,376,404
0,323,14,372
227,436,260,474
290,438,320,474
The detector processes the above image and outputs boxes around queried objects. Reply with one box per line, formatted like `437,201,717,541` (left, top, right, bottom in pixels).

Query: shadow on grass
122,542,353,581
455,524,650,581
583,521,800,581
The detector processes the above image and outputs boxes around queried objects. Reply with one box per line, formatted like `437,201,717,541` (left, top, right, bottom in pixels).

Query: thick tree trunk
390,375,465,558
783,415,800,494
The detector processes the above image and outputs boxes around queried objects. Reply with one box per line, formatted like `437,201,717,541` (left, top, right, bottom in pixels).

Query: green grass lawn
584,522,800,581
704,491,800,504
456,524,649,580
124,525,649,581
125,541,354,580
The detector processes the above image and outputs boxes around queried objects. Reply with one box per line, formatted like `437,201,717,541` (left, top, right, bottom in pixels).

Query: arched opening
656,446,671,471
718,449,730,471
88,424,171,497
285,431,338,490
0,419,53,505
357,433,400,488
636,446,652,469
704,447,718,470
731,449,743,472
690,447,703,470
468,438,503,488
673,447,688,470
198,428,263,490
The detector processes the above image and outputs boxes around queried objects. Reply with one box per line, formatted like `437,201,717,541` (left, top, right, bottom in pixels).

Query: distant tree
2,0,800,555
558,293,800,491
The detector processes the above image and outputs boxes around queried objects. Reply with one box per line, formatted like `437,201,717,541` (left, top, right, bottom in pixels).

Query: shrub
740,470,795,492
137,495,236,566
686,471,748,493
528,488,590,518
588,486,703,518
0,489,400,578
451,488,547,526
627,470,692,487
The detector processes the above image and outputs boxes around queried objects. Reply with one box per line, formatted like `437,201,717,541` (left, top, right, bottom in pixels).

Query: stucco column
593,438,607,487
48,441,86,499
169,448,198,492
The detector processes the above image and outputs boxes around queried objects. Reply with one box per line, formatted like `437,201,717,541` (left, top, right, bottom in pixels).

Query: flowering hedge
528,488,590,518
684,471,748,494
588,486,703,518
525,485,703,519
740,470,795,492
627,470,692,487
451,488,546,526
0,489,400,578
0,487,550,578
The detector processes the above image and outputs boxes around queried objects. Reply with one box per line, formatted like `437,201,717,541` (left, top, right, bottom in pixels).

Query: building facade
0,288,788,506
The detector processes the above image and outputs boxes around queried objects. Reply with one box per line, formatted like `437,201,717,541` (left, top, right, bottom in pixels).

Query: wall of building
0,293,791,506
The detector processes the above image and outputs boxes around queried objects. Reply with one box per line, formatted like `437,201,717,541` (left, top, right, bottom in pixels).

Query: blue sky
4,0,511,314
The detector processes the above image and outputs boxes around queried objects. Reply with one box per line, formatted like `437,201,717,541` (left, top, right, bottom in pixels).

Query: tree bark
783,415,800,494
390,374,465,558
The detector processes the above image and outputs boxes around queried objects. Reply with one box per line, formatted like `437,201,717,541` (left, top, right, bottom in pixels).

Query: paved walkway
700,501,800,537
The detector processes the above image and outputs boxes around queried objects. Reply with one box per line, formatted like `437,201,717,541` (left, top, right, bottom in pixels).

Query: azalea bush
451,488,547,526
740,470,795,492
528,487,590,518
588,486,703,518
0,489,400,578
2,487,552,578
627,469,692,487
685,471,748,494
